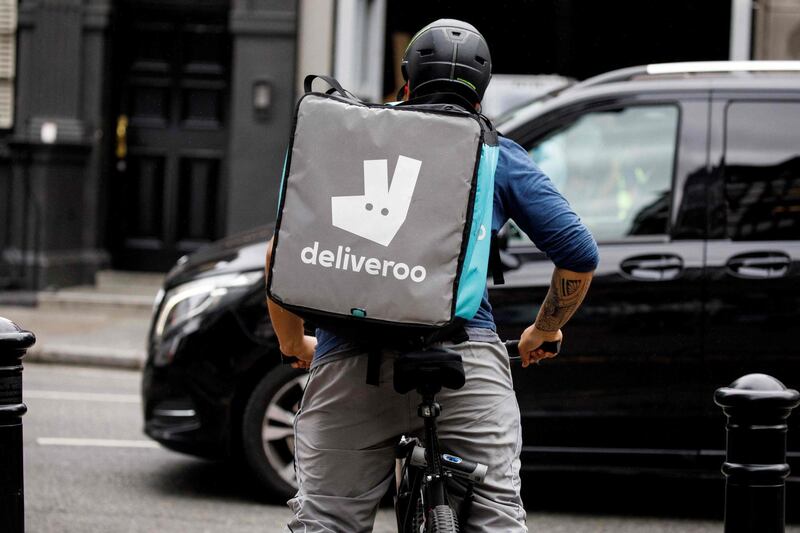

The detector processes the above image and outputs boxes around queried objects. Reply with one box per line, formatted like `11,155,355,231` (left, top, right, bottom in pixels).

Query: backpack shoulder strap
366,346,381,386
489,230,505,285
477,113,499,146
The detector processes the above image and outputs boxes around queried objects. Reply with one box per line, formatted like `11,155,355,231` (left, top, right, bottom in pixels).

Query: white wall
296,0,335,95
333,0,386,102
730,0,753,60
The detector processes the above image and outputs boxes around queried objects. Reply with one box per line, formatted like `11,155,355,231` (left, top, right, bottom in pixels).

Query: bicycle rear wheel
427,504,459,533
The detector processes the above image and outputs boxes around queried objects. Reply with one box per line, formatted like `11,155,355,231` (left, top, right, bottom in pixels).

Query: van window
724,102,800,241
526,105,679,242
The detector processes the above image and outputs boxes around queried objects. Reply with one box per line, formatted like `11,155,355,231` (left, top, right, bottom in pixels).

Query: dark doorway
108,3,231,271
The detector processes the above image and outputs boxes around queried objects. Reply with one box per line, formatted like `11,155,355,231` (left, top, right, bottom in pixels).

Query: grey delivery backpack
268,75,502,346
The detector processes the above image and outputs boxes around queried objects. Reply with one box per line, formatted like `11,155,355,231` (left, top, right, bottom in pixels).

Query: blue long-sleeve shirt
314,136,598,360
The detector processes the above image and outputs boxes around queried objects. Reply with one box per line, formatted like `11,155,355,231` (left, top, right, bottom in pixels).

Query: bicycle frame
395,383,449,531
393,340,541,531
395,383,486,532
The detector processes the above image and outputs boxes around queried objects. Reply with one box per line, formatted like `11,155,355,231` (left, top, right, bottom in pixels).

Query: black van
142,61,800,499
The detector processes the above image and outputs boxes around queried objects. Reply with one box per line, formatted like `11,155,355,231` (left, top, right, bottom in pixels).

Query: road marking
24,390,140,403
36,437,159,449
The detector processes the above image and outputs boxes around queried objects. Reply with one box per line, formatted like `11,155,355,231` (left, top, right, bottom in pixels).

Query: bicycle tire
427,504,459,533
410,497,424,532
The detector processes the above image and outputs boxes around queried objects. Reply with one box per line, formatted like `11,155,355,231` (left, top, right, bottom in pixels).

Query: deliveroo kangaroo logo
331,156,421,247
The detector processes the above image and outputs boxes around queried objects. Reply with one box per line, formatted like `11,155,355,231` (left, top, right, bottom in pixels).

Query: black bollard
0,317,35,533
715,374,800,533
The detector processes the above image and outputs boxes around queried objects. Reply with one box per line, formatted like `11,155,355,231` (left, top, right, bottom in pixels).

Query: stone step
35,270,165,313
37,288,158,313
95,270,165,292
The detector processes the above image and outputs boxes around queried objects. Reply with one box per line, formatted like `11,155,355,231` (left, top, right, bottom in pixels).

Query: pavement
0,270,162,369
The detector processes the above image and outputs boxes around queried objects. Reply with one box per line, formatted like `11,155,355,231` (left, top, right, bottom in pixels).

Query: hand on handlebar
281,335,317,369
519,324,562,368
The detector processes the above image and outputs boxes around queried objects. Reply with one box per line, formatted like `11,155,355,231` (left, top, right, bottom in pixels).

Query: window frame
507,97,684,248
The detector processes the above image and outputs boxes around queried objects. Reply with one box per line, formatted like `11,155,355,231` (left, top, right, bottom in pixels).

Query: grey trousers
287,337,528,532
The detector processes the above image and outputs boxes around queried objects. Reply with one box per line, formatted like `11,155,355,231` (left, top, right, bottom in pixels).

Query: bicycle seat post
393,349,466,509
417,382,448,506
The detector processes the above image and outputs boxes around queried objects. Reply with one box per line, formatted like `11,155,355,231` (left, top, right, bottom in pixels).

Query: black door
497,93,711,474
109,4,231,271
700,94,800,472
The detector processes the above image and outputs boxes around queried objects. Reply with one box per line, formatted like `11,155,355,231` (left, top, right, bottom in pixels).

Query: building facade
1,0,299,288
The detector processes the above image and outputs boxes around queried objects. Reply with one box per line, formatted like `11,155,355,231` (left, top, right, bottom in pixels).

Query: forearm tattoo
535,269,592,332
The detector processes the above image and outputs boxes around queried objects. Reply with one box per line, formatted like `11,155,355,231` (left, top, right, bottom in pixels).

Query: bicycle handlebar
504,339,561,364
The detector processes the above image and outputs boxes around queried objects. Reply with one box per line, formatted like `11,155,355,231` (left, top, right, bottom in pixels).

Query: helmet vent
475,55,487,65
451,31,462,36
418,48,434,57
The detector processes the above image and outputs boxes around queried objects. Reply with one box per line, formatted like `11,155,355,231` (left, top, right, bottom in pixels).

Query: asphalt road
20,363,800,532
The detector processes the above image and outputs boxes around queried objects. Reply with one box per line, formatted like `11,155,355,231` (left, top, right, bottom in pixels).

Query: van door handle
620,254,683,281
116,114,128,160
726,252,791,279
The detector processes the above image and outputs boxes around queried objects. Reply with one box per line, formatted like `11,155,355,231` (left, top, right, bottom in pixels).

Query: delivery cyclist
266,19,599,532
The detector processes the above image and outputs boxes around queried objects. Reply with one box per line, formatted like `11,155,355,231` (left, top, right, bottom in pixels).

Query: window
526,105,679,242
724,102,800,241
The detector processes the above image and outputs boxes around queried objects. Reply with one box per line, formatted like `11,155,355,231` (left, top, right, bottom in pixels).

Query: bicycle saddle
393,349,466,394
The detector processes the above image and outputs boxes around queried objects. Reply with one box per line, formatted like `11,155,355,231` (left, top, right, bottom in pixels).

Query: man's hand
281,335,317,369
518,267,592,368
519,324,562,368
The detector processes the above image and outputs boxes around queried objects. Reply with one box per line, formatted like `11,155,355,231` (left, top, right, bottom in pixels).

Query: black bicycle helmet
401,19,492,104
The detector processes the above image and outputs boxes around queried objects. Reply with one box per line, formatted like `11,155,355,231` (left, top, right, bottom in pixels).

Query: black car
143,61,800,499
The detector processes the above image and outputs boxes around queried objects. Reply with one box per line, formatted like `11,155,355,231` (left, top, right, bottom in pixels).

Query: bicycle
392,339,560,532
